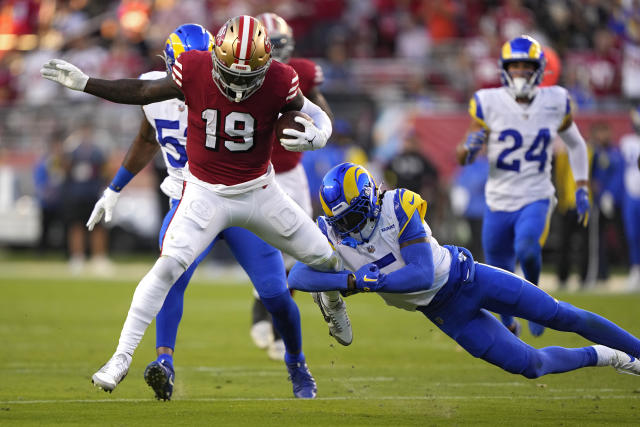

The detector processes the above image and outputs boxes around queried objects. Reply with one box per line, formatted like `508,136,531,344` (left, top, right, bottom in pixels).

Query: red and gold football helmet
256,12,294,63
212,15,272,102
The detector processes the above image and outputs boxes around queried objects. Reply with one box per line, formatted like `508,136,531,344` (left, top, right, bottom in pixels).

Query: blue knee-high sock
155,261,198,349
549,301,640,357
260,290,304,364
521,346,597,378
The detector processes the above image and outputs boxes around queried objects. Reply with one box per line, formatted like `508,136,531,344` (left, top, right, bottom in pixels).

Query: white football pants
274,163,313,271
115,168,338,357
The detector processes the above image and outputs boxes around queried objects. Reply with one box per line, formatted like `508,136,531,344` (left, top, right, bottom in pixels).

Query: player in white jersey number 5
456,35,590,338
288,162,640,381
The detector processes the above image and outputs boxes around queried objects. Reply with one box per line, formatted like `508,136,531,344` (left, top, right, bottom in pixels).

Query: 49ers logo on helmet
264,37,272,54
215,24,227,47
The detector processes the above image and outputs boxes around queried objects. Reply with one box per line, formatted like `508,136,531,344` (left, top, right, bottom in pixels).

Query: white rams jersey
318,189,452,311
620,133,640,199
470,86,572,211
140,71,188,200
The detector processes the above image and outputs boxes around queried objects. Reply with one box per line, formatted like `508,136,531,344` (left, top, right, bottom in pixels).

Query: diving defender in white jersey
288,162,640,380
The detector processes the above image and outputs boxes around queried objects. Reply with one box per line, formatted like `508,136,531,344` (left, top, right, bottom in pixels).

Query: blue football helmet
499,35,546,99
163,23,213,73
319,162,381,244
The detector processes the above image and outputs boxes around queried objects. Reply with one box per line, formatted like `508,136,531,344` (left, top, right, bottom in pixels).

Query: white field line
2,394,640,405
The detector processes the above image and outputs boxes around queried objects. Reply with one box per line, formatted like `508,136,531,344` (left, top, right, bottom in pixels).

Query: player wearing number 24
40,15,345,399
455,35,591,338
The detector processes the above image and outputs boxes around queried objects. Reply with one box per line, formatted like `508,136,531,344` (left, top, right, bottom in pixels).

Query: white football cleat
92,353,131,392
267,339,285,361
611,350,640,376
312,292,352,346
250,320,274,350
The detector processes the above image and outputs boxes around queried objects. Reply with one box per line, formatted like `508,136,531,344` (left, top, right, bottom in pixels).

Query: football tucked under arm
275,111,311,141
279,97,331,151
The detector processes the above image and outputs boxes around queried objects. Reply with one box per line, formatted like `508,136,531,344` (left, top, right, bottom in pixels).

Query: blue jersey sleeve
288,261,351,292
376,241,435,293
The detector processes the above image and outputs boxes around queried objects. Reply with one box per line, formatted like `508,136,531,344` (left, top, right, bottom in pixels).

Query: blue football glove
464,129,487,163
575,187,590,227
353,263,384,292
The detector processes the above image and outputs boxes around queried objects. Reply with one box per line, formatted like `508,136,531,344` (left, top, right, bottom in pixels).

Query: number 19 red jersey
173,50,299,186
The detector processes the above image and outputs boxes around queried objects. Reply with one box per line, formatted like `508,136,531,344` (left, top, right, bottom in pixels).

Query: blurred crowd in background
1,0,639,289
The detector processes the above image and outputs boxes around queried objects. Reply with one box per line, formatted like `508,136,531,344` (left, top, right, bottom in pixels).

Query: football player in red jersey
40,15,348,399
249,12,345,361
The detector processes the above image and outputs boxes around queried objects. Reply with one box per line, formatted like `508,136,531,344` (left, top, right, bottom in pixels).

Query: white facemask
512,77,528,96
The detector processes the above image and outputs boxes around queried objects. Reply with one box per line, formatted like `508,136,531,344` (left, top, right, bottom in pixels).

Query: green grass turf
2,273,640,425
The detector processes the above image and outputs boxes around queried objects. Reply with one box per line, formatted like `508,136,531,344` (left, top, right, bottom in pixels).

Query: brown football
275,111,312,141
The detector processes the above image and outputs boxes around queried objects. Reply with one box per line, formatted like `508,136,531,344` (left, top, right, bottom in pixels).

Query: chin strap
340,236,358,248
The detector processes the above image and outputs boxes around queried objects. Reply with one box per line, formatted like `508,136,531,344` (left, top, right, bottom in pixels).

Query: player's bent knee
153,256,187,284
304,251,341,272
456,326,494,358
254,277,288,299
515,239,540,266
261,289,295,315
520,367,543,379
519,351,547,379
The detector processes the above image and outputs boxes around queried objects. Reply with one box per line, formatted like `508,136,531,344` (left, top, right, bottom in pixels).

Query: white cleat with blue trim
611,350,640,376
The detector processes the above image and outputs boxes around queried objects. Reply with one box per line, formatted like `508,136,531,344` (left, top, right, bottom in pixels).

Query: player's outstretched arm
288,262,353,292
41,59,181,105
86,115,160,231
288,239,435,295
358,209,436,293
366,239,435,293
